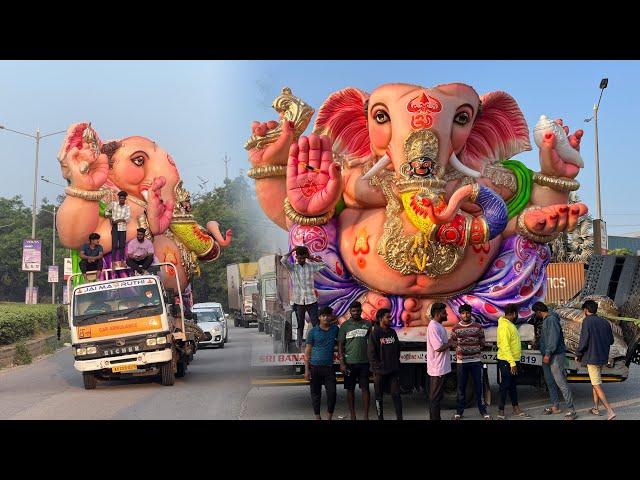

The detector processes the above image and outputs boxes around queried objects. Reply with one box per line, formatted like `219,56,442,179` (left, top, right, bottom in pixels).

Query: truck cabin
72,278,164,327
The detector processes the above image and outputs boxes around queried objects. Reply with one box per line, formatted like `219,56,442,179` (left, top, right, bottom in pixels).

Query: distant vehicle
227,263,259,328
192,302,228,345
192,303,227,348
254,254,278,334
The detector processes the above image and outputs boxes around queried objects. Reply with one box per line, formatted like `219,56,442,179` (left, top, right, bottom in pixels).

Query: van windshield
72,278,163,326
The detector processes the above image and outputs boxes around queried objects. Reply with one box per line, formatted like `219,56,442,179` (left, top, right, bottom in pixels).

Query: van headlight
76,347,87,356
86,346,97,354
146,338,157,346
156,337,167,345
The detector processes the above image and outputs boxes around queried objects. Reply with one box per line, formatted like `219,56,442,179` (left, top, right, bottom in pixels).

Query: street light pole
0,124,66,303
52,205,56,304
584,78,608,256
28,130,41,303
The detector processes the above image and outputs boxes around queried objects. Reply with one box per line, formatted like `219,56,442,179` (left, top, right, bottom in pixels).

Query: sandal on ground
516,412,531,418
543,407,562,415
497,414,506,420
483,414,492,420
564,411,577,420
589,408,601,416
608,411,617,420
452,414,462,420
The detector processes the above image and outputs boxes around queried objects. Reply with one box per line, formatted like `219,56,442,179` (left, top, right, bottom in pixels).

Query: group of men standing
283,245,619,421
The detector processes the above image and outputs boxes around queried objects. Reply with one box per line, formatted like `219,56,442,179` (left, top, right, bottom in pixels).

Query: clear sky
1,60,638,236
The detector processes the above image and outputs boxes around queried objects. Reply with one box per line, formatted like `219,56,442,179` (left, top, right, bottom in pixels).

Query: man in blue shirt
304,306,339,420
79,232,104,281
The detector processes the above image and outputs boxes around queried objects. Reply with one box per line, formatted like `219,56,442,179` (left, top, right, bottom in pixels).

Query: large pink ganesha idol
245,84,587,340
55,123,232,296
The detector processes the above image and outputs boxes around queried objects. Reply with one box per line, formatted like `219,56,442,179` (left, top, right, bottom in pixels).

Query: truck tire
244,317,250,328
160,361,175,386
83,372,97,390
176,359,187,378
234,317,239,327
258,321,264,332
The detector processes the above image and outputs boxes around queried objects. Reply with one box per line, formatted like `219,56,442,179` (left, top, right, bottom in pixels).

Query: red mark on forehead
407,92,442,130
407,92,442,114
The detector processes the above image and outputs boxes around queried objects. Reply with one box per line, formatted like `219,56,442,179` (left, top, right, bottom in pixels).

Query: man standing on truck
426,303,451,421
105,190,131,268
532,301,577,420
496,304,531,420
368,308,403,421
576,299,616,420
304,306,339,420
449,304,491,420
280,245,327,348
79,232,104,280
126,228,155,274
338,301,371,421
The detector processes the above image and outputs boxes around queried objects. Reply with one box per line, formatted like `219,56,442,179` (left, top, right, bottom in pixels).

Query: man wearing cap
126,228,155,275
105,191,131,267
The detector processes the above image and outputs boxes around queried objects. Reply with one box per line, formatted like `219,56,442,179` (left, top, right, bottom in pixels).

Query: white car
192,302,228,348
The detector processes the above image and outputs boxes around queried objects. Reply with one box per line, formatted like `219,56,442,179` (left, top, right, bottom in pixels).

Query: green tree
190,176,287,310
0,195,66,302
608,248,634,256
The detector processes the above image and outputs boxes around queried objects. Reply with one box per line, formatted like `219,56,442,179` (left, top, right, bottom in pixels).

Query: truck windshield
243,283,258,296
264,278,277,297
72,278,163,326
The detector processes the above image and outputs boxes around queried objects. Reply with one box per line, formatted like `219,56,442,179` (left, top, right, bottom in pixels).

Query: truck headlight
76,347,87,356
146,338,157,346
86,346,97,354
156,337,167,345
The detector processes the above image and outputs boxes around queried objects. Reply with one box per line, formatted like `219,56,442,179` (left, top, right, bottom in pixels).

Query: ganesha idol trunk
376,129,509,277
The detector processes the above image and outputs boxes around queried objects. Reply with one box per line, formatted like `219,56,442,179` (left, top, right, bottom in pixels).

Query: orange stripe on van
77,315,162,339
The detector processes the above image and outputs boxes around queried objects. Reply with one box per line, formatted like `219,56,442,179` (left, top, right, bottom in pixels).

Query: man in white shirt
280,245,326,348
105,191,131,267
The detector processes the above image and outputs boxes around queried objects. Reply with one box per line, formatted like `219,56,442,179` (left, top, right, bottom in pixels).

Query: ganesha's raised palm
286,134,342,216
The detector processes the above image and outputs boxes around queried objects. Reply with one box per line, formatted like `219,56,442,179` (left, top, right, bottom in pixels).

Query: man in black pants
368,308,403,420
105,190,131,267
126,228,155,274
338,301,372,420
280,245,327,349
304,307,339,420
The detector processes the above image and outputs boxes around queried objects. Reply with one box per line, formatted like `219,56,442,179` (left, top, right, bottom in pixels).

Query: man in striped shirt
280,245,327,348
105,191,131,267
449,304,490,420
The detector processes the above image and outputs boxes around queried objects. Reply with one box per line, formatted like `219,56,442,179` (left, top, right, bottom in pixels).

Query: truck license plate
111,363,137,373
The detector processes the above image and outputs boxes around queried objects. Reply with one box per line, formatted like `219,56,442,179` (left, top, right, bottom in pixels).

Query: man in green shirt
338,301,372,420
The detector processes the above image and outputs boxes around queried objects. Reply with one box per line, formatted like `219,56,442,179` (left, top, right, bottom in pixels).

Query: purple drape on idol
447,235,550,327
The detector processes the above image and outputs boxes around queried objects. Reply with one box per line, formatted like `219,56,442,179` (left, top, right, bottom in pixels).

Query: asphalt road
2,324,640,420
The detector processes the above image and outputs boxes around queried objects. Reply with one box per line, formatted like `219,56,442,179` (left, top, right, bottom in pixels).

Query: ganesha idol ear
461,91,531,173
312,87,371,164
